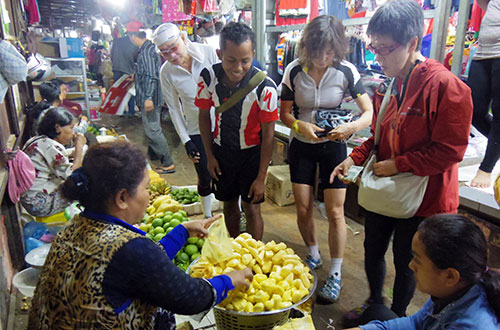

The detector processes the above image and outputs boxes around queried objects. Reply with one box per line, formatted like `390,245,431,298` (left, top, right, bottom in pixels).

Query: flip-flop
155,167,176,174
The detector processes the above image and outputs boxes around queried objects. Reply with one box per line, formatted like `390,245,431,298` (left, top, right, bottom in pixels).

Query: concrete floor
100,112,428,329
8,112,427,330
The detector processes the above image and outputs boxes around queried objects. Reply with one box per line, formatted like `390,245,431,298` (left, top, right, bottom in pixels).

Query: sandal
155,165,175,174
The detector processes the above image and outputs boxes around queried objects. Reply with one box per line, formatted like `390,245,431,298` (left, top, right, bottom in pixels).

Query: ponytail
481,268,500,320
24,101,51,137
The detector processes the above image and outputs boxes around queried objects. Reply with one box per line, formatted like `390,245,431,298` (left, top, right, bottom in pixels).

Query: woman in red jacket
331,0,473,325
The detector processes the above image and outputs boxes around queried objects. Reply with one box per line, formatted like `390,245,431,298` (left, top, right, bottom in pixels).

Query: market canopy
37,0,99,29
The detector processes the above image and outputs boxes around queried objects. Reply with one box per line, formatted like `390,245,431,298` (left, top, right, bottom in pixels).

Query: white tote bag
358,79,429,219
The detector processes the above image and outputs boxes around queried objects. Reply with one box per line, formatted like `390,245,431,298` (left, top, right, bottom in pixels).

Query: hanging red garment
25,0,41,24
279,0,308,10
276,0,319,26
200,0,218,12
469,0,486,32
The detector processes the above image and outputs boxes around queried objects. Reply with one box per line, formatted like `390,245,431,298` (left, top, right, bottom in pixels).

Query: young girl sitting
349,213,500,329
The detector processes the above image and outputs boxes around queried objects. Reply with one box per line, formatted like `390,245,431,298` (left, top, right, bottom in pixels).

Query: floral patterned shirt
23,136,73,195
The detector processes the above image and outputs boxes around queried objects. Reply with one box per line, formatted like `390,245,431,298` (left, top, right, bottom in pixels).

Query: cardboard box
266,165,294,206
37,37,84,58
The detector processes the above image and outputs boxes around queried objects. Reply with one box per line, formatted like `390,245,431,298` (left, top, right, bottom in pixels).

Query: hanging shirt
281,58,366,144
160,40,219,144
195,64,279,150
473,0,500,60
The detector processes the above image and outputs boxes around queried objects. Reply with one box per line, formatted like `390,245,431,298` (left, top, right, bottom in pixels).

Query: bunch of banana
146,194,183,218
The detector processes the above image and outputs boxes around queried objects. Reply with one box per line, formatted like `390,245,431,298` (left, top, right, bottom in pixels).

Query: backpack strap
215,71,267,114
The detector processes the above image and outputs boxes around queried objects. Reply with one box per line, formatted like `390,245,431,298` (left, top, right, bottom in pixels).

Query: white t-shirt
160,40,219,144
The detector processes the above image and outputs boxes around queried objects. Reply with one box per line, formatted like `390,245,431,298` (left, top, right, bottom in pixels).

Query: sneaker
305,254,323,270
317,275,342,304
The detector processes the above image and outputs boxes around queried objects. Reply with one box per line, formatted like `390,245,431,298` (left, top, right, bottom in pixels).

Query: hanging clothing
25,0,41,24
162,0,192,22
0,40,27,102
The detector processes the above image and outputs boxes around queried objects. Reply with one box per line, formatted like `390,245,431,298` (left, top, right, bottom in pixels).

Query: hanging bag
358,79,429,219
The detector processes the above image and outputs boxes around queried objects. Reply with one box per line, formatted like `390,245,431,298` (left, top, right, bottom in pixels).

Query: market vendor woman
27,141,252,329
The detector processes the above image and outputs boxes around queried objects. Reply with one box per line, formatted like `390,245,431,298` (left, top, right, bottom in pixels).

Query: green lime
179,210,187,218
177,252,189,263
187,237,198,244
182,199,191,204
154,233,165,241
184,244,199,256
153,227,165,235
181,217,189,223
162,214,173,223
164,211,173,216
172,213,183,221
191,252,201,262
196,238,205,249
165,227,174,234
145,233,153,240
152,218,163,228
163,222,170,231
169,219,181,228
183,188,189,193
139,223,148,232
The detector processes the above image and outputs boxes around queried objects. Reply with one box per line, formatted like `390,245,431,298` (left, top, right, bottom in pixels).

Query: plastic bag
200,215,234,264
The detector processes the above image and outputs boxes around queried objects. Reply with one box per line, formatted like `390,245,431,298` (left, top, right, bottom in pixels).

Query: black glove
184,140,199,158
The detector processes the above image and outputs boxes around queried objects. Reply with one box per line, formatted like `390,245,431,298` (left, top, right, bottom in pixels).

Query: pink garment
162,0,191,22
7,150,35,203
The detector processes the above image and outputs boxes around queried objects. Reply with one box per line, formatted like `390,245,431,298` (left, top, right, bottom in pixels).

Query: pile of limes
171,188,200,205
175,237,205,271
138,210,205,271
139,210,189,242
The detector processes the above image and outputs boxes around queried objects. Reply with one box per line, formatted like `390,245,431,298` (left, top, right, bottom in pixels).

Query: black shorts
288,138,347,190
212,144,264,203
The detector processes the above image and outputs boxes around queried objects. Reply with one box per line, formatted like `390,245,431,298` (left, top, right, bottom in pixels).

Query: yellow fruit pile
146,195,183,218
190,233,314,313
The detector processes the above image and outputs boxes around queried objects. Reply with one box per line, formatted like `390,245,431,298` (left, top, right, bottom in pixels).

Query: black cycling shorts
212,144,264,203
288,138,347,190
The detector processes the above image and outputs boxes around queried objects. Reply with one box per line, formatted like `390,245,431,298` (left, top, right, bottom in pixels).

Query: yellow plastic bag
494,172,500,208
201,215,234,264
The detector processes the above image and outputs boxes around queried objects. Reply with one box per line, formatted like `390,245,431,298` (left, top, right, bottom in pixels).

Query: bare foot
470,169,492,188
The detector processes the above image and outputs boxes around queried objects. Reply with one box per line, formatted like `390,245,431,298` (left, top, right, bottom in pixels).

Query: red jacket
350,59,473,217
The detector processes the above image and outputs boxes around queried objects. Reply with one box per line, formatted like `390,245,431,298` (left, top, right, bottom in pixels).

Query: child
348,214,500,329
196,22,278,240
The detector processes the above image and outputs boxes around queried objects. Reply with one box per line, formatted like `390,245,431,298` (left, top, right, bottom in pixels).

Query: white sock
308,244,320,260
329,258,343,279
200,194,213,218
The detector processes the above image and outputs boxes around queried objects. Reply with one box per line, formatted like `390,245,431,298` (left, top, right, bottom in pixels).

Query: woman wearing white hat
153,23,219,218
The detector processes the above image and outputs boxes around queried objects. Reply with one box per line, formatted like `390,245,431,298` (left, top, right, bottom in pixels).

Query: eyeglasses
368,43,401,56
156,35,180,56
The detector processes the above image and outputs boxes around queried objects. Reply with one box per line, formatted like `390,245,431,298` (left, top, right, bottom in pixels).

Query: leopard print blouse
28,214,157,329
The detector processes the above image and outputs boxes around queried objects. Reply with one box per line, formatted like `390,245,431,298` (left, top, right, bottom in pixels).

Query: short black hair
367,0,424,50
39,81,62,104
61,141,147,213
37,107,74,139
219,22,255,51
128,31,147,39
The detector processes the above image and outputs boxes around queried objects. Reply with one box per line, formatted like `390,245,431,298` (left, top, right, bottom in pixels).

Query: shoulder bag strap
373,78,395,148
215,70,267,114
